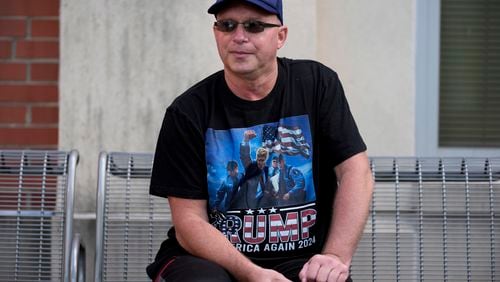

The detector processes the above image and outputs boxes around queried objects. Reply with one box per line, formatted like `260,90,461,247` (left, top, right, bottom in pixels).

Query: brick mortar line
26,104,32,123
0,80,59,84
0,81,58,85
0,102,58,106
0,16,59,20
0,16,28,20
0,37,59,42
0,145,59,150
0,124,58,128
0,59,60,63
26,17,32,39
26,62,31,80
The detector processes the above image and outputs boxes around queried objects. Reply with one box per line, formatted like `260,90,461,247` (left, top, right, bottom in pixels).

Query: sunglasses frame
214,19,282,33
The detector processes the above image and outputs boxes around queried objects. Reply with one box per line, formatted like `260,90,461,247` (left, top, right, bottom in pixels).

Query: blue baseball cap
208,0,283,24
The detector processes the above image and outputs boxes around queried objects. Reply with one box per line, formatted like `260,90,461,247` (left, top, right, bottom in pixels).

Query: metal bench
351,157,500,281
0,150,82,282
94,152,171,282
94,154,500,281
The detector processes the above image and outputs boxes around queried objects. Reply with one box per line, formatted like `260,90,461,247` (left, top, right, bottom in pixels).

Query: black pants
155,255,353,282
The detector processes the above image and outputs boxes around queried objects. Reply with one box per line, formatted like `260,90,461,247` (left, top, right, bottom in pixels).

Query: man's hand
299,254,349,282
243,130,257,142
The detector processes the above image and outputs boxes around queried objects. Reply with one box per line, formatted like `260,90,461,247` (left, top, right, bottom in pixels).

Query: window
439,0,500,147
416,0,500,156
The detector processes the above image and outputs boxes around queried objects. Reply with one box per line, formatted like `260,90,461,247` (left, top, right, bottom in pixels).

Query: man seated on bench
147,0,373,281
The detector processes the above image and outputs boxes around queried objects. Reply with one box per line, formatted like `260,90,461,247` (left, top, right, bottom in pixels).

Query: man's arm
240,130,257,169
285,167,305,195
324,151,373,263
213,181,226,211
168,196,291,282
299,152,373,281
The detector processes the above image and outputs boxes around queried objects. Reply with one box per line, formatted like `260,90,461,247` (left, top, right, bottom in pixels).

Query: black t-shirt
147,57,366,277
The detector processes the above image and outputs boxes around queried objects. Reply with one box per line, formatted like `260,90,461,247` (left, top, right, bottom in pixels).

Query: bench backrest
0,150,78,282
94,154,500,281
351,157,500,281
94,152,171,282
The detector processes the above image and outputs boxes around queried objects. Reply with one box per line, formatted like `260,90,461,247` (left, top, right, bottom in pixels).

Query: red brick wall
0,0,59,149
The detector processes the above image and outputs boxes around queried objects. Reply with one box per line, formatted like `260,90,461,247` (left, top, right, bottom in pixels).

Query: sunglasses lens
243,21,264,33
215,20,274,33
216,20,237,32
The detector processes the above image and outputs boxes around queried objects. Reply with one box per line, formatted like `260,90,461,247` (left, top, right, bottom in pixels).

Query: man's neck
224,64,279,101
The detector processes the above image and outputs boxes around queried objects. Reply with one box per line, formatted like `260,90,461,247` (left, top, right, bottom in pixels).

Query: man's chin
225,59,257,73
227,65,255,75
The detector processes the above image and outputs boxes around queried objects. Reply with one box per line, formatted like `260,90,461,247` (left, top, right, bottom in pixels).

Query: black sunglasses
214,19,281,33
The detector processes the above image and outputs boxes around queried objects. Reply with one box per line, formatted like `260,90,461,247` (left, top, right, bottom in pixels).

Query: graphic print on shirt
205,115,317,257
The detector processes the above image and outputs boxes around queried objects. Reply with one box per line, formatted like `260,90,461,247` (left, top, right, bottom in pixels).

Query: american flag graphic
243,215,267,244
262,125,311,159
269,213,300,243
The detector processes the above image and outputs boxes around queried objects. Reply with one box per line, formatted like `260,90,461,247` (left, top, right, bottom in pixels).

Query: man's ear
277,26,288,49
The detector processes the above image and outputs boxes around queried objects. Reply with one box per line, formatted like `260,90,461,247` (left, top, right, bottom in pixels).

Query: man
269,155,280,177
229,135,269,209
148,0,373,281
276,154,305,206
213,160,242,213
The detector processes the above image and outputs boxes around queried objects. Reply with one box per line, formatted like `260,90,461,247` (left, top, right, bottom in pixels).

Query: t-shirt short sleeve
149,106,208,199
318,69,366,167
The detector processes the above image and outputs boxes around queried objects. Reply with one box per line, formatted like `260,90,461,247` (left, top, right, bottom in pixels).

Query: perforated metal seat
94,152,172,282
0,150,79,282
351,157,500,281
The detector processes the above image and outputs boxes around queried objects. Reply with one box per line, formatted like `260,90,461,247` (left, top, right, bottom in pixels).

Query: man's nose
232,25,249,43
